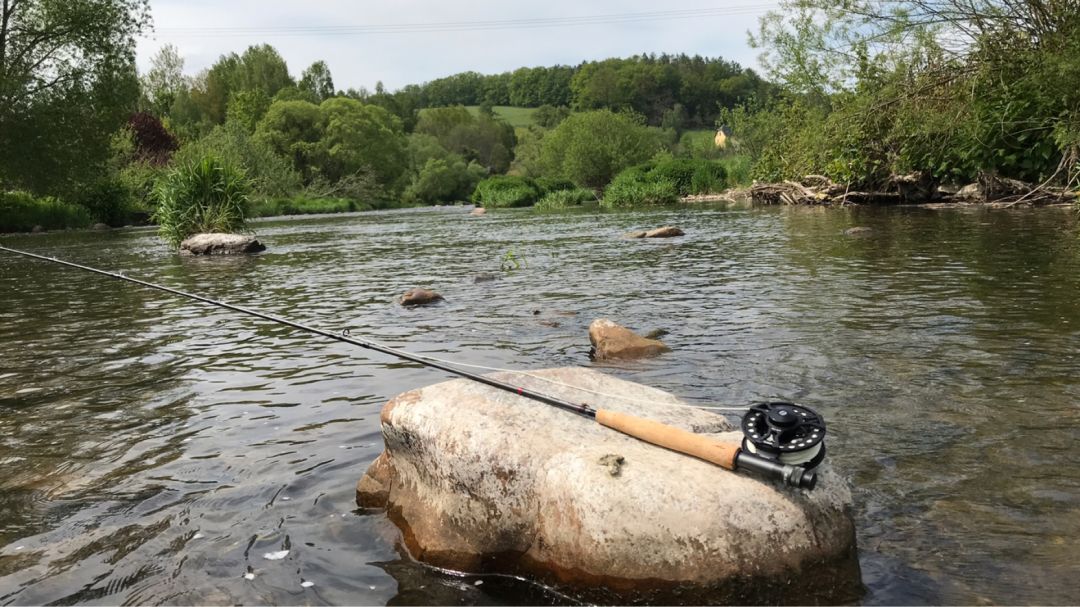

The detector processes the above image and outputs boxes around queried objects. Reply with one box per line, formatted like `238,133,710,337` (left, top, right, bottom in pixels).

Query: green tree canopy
415,106,515,173
299,60,334,102
255,97,408,194
0,0,150,195
538,110,664,189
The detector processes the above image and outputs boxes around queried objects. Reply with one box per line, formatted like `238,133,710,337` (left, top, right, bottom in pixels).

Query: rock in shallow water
399,288,443,306
589,318,670,360
356,367,860,603
180,233,265,255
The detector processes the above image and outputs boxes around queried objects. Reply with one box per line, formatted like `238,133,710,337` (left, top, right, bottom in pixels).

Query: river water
0,205,1078,605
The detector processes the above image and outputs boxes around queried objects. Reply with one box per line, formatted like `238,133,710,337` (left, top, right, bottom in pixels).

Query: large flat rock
357,367,860,603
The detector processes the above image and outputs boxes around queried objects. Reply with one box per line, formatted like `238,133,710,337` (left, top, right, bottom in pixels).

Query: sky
136,1,778,92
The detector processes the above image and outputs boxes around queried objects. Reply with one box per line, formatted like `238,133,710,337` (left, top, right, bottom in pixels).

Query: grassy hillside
464,106,537,128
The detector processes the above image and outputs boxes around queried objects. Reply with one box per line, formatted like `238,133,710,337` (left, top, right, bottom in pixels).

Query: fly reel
740,401,826,469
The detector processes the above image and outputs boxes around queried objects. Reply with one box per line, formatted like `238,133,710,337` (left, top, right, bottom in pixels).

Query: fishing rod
0,244,825,490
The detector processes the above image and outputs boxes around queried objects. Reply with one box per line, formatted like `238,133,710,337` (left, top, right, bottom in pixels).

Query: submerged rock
91,223,111,231
357,367,860,603
844,226,873,237
644,226,684,238
180,233,266,255
625,226,685,239
588,318,670,360
399,288,443,307
473,273,498,283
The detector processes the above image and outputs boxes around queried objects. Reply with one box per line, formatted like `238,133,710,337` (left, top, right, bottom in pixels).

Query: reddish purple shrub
127,112,179,166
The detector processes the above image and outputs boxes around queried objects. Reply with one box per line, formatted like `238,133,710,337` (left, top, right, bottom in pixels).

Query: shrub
534,188,597,210
537,110,665,189
153,155,251,247
650,157,727,195
534,177,576,195
0,191,92,233
601,171,679,208
75,178,133,226
248,196,355,217
177,123,301,199
127,112,179,166
403,157,485,205
472,175,542,207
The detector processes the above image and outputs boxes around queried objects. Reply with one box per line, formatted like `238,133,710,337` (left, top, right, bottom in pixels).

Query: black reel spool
740,401,827,469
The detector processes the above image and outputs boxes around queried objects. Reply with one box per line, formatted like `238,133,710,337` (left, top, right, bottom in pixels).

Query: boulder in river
356,367,860,603
470,207,487,216
625,226,685,239
91,223,111,231
399,288,443,306
645,226,684,238
180,233,266,255
589,318,670,360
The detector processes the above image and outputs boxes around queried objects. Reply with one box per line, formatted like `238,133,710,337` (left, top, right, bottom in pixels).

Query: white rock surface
179,233,265,255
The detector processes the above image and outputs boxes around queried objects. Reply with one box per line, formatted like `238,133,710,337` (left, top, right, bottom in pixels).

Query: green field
463,105,537,128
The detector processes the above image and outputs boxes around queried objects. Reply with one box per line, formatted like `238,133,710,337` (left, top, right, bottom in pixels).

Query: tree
299,60,334,102
415,106,515,173
749,0,1080,185
254,99,323,181
538,110,663,189
141,44,185,117
254,97,409,194
318,97,407,191
0,0,151,195
226,88,271,133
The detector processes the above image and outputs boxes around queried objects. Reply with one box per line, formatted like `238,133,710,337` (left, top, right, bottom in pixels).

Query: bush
471,175,542,207
538,110,665,189
534,188,597,210
0,191,92,233
601,171,679,207
153,155,251,247
649,157,727,195
533,177,576,195
403,157,485,205
248,196,355,217
75,179,133,226
176,123,301,199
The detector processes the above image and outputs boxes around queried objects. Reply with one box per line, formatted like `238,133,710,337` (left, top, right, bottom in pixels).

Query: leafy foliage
534,188,597,210
127,112,178,166
601,173,679,208
0,0,149,197
175,122,301,198
472,175,542,208
0,191,92,233
746,0,1080,188
153,155,251,247
537,110,664,189
415,106,515,173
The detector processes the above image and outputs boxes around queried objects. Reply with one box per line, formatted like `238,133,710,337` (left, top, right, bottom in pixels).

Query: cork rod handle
595,409,740,470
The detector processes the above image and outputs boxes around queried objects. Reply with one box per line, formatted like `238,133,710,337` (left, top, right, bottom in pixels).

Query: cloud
137,1,774,90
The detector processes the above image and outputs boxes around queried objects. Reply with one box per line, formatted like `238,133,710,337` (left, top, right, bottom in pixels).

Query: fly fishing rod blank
0,244,823,490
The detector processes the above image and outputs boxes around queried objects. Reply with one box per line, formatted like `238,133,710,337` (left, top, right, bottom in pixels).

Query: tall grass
534,188,597,210
601,179,679,208
0,191,92,233
472,175,542,208
718,155,753,187
153,155,251,247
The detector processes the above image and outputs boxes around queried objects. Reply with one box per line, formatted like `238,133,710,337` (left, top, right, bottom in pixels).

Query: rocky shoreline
685,172,1079,208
